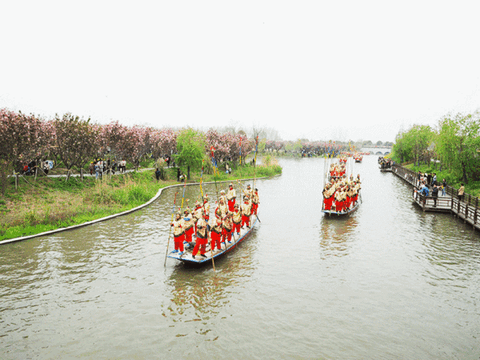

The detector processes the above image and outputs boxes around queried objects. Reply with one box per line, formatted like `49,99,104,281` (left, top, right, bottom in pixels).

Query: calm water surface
1,156,480,359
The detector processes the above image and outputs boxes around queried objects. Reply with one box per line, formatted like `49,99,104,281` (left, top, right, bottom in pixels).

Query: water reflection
165,240,256,318
319,216,358,258
417,213,480,284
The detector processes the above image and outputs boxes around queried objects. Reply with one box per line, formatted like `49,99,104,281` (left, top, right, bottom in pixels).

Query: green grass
0,160,282,241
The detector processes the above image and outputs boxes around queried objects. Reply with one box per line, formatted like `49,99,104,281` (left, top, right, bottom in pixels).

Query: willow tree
392,125,434,165
175,128,205,180
436,112,480,184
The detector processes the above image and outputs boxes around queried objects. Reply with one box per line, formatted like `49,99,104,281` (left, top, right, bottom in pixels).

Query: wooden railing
412,188,452,212
392,164,480,230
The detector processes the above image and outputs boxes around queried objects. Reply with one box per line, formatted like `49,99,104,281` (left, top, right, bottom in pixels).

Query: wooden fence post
457,191,461,214
450,186,454,211
465,195,469,222
474,197,478,228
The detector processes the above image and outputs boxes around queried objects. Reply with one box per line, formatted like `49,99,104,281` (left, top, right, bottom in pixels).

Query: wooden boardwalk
390,164,480,231
412,189,452,213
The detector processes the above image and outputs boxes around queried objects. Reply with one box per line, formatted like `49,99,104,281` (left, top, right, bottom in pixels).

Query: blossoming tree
53,113,99,179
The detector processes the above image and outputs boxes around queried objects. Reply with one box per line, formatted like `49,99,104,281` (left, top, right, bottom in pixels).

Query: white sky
1,0,479,142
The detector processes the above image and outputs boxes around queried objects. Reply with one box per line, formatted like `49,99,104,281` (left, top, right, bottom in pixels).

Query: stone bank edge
0,177,272,245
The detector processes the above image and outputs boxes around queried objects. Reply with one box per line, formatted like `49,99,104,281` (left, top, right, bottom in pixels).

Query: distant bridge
360,147,391,155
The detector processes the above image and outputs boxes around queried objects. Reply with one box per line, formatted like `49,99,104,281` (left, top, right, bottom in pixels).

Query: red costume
241,200,252,228
210,220,222,251
192,218,208,257
171,216,185,253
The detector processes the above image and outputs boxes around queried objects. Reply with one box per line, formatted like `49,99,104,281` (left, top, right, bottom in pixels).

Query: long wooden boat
167,216,259,265
322,194,361,217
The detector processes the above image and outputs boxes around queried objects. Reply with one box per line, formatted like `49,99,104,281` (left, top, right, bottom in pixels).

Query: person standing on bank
442,179,447,196
432,184,439,207
458,183,465,201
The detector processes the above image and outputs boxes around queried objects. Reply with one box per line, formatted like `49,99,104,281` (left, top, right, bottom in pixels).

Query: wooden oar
200,160,215,272
164,191,178,267
180,173,187,210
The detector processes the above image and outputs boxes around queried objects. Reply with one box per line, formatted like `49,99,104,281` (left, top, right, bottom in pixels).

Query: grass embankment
404,163,480,198
0,160,282,241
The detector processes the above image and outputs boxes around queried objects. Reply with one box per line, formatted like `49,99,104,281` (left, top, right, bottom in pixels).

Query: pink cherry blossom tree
99,120,129,160
53,113,99,179
0,109,51,193
150,128,177,160
115,125,150,170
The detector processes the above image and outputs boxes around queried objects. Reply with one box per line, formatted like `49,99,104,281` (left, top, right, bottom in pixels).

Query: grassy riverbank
0,160,282,241
404,163,480,197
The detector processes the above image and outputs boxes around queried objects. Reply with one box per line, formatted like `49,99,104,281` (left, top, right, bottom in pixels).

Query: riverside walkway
389,164,480,231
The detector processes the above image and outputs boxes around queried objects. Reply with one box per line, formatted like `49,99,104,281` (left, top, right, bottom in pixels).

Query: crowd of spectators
88,158,127,179
416,171,451,207
378,157,394,169
21,160,53,176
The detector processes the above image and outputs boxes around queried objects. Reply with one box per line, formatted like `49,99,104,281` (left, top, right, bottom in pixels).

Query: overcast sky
1,1,479,142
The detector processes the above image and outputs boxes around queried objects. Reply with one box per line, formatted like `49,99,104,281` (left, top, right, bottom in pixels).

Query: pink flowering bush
205,129,253,165
0,109,53,193
150,128,177,159
53,113,99,176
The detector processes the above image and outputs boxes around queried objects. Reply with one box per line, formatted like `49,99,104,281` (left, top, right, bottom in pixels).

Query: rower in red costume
232,203,242,236
335,188,343,213
251,188,259,215
215,197,228,220
210,218,223,252
193,201,203,233
182,208,194,248
226,183,236,212
171,212,185,254
323,183,334,210
241,196,252,228
192,212,208,259
222,213,233,244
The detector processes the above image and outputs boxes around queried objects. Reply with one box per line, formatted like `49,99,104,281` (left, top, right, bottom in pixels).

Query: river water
1,156,480,359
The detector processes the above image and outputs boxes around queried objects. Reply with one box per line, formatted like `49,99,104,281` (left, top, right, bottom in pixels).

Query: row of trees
1,107,371,193
0,109,255,194
391,111,480,184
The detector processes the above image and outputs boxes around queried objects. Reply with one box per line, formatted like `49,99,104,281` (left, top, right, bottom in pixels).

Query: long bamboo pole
200,160,215,272
164,191,178,267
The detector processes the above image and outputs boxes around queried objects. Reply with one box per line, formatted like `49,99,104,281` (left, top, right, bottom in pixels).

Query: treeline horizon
1,107,394,192
391,110,480,185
